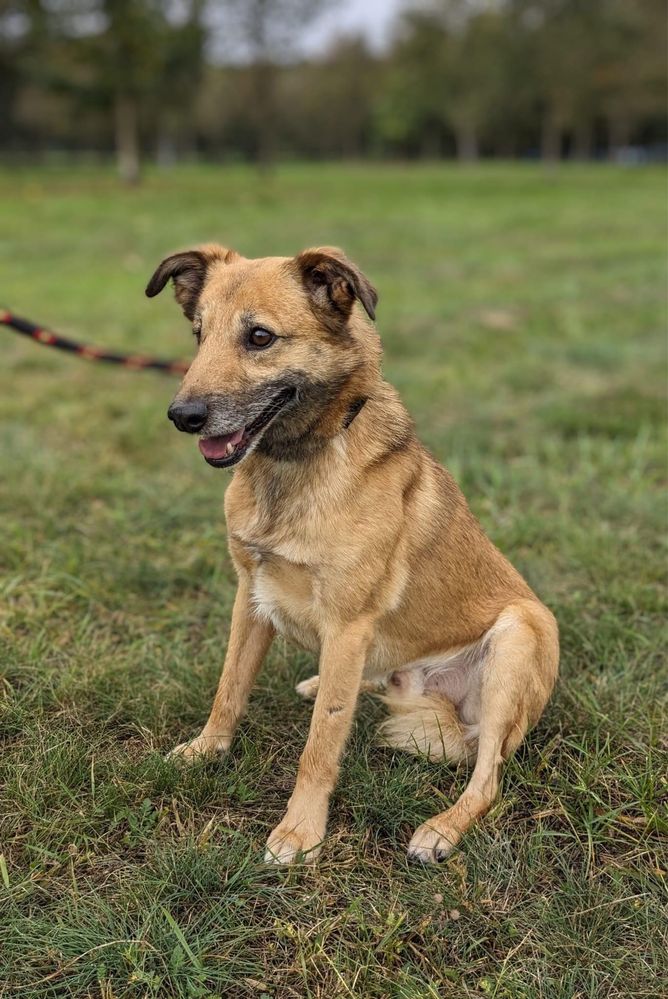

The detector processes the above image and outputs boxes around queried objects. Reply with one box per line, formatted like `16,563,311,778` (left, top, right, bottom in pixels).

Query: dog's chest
247,544,322,653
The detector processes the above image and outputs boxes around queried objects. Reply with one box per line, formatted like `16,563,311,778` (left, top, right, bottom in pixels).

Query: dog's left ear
294,247,378,328
145,243,239,320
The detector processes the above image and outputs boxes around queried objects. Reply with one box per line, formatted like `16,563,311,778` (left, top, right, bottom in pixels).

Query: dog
145,243,559,864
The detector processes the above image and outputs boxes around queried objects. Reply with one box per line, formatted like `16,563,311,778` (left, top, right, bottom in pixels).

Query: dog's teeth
226,442,234,456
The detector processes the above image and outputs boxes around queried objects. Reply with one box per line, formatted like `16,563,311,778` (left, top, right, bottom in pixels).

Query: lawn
0,162,666,998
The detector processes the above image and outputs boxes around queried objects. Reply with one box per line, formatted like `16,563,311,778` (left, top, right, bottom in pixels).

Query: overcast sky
301,0,408,55
207,0,412,64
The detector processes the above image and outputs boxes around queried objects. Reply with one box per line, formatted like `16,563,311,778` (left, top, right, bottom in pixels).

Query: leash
1,308,189,375
2,308,369,432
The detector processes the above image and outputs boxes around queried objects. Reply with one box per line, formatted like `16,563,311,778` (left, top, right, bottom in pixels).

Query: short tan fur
146,243,559,864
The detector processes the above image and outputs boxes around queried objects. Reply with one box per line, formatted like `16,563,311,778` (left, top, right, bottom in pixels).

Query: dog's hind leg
407,599,558,862
295,675,321,700
295,674,380,701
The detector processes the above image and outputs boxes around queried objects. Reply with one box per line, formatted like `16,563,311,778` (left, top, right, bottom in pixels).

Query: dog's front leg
170,577,274,760
265,616,374,864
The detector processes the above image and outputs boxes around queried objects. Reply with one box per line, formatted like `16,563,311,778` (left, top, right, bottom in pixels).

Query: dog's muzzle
167,386,296,469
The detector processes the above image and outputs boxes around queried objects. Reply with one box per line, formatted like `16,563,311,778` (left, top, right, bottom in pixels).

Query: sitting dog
146,244,559,864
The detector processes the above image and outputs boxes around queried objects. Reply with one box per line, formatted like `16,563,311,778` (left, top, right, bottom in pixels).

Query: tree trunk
572,120,593,160
454,122,479,163
420,127,440,159
606,112,632,160
540,114,561,164
114,92,141,185
495,131,517,159
156,127,177,168
252,60,276,177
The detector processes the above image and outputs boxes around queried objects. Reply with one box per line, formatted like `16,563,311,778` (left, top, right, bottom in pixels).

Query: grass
0,162,666,998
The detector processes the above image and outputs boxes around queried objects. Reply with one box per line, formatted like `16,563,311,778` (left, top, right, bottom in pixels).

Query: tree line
1,0,665,181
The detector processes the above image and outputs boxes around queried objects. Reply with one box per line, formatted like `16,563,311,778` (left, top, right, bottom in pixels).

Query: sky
206,0,412,65
301,0,408,55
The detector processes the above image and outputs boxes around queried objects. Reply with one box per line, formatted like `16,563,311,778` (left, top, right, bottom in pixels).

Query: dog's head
146,243,379,467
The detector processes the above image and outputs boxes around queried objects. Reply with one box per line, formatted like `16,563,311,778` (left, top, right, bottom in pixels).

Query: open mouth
198,387,295,468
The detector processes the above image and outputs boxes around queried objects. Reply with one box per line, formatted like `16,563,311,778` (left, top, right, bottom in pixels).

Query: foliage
0,0,665,173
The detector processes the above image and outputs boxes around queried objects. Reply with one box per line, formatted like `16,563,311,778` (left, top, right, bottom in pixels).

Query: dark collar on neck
342,396,368,430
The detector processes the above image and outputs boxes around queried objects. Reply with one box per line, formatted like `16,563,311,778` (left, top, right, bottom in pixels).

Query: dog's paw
407,820,459,863
295,675,320,700
264,816,325,865
167,733,227,763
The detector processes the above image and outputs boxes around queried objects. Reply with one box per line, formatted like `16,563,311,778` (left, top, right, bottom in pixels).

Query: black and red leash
1,308,189,375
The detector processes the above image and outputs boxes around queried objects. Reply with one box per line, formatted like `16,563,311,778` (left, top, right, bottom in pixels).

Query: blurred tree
512,0,667,161
282,37,379,158
1,0,665,165
484,8,536,158
213,0,331,170
103,0,158,183
442,5,508,161
88,0,206,183
151,0,207,165
595,0,666,157
376,2,513,161
512,0,605,162
0,0,49,150
194,63,258,160
3,0,206,181
374,10,450,158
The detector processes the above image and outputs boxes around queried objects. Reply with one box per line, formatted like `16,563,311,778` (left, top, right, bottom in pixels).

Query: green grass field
1,163,666,998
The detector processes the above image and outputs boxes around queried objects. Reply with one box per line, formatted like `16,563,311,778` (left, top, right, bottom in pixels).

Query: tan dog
146,244,559,864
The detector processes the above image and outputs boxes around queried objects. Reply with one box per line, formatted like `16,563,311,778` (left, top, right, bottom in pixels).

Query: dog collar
342,396,368,429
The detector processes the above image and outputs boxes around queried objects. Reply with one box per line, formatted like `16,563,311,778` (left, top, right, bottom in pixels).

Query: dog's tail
377,690,478,763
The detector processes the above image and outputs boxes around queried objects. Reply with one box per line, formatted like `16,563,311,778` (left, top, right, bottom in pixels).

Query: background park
1,2,666,997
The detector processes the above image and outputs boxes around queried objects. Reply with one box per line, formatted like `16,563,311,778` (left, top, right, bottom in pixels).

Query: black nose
167,399,208,433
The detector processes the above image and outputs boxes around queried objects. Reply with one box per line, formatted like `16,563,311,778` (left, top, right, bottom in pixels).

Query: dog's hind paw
295,675,320,700
296,674,381,702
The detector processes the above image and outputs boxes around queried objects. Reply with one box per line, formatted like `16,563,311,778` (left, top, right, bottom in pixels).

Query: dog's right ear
145,244,238,320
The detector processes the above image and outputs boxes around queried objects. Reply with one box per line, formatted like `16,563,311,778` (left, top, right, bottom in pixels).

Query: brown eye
247,327,276,350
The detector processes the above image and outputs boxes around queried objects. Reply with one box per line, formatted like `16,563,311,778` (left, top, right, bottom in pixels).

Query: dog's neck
236,377,415,535
255,367,376,463
247,376,413,478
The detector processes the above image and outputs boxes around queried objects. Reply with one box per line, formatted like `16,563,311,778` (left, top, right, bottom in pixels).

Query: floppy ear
145,243,238,320
294,246,378,331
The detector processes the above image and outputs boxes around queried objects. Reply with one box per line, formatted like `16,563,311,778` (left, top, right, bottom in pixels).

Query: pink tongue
198,427,244,460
